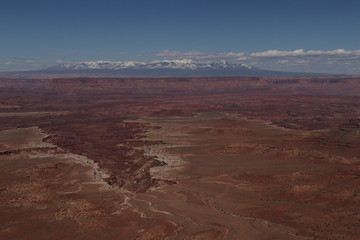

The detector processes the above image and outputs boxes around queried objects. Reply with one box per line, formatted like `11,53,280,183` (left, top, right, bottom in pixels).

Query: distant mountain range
2,60,327,77
41,60,324,77
48,59,255,71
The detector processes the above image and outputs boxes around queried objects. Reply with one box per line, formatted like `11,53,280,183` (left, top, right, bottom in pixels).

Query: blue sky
1,0,359,73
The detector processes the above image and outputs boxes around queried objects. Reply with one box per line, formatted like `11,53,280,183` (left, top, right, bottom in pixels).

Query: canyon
0,76,360,240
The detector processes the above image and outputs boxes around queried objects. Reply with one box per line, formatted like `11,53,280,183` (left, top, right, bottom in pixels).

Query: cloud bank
156,49,360,74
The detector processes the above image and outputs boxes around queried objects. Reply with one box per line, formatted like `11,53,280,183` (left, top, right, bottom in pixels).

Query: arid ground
1,76,360,240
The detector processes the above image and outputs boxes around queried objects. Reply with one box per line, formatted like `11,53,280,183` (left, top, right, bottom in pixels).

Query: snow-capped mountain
42,60,316,77
48,59,257,71
208,60,254,70
48,61,144,70
144,59,199,70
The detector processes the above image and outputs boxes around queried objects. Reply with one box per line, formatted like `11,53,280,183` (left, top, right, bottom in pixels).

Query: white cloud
223,52,246,57
250,49,360,57
156,50,183,57
156,50,247,61
157,49,359,60
251,49,305,57
236,56,249,61
183,51,204,56
155,49,360,74
2,61,14,65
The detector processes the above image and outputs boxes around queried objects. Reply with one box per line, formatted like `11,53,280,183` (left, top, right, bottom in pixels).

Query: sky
0,0,359,74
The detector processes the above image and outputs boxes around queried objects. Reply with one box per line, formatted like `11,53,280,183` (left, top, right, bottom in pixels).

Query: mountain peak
41,60,318,77
146,59,198,69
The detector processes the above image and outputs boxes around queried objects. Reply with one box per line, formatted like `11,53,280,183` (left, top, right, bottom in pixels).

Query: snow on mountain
48,59,256,71
48,61,143,70
145,59,198,69
208,60,254,70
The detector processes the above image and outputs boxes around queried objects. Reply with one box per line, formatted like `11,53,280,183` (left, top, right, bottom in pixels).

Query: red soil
0,76,359,239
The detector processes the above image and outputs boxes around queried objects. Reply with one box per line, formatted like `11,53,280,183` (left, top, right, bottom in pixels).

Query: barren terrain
1,76,360,239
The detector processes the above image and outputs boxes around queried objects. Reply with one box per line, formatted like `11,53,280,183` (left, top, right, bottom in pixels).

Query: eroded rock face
1,76,360,240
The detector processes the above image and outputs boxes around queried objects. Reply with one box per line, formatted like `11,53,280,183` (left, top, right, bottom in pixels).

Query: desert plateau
1,76,360,240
